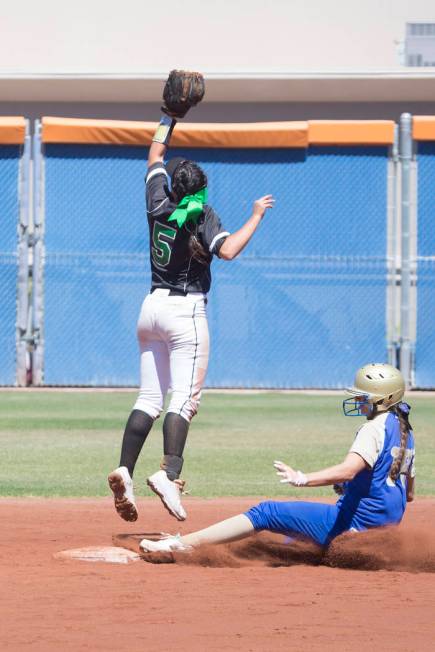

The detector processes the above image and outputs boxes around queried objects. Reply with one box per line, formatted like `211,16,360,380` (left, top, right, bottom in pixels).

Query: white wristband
292,471,308,487
152,114,177,145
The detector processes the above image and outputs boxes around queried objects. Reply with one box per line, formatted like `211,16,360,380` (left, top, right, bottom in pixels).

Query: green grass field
0,391,434,497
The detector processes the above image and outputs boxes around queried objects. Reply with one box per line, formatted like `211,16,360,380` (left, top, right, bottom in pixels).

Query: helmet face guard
343,363,405,418
342,394,372,417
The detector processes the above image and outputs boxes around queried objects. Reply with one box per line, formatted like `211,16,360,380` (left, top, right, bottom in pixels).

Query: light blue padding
43,145,150,385
175,146,388,387
43,144,389,386
415,142,435,388
0,146,21,385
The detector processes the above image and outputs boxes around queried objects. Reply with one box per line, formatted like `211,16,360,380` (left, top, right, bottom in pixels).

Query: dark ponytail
172,160,209,264
389,403,412,482
188,233,210,264
171,160,207,202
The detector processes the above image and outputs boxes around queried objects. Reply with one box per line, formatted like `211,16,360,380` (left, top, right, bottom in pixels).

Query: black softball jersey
145,162,229,294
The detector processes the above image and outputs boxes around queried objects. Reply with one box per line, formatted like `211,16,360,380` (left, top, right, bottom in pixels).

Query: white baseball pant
133,289,209,422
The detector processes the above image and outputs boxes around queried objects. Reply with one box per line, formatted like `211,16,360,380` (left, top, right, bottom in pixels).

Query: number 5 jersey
146,162,230,294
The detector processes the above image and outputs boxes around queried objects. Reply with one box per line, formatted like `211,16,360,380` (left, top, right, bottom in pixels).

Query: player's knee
133,391,164,420
167,395,200,422
244,501,274,531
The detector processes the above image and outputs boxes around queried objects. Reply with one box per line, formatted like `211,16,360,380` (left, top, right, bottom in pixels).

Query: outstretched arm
274,453,368,488
148,140,167,168
148,115,176,167
219,195,274,260
148,70,204,168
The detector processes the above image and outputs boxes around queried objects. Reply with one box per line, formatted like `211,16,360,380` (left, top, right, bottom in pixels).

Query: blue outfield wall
43,145,150,385
0,146,21,385
415,142,435,388
42,144,389,387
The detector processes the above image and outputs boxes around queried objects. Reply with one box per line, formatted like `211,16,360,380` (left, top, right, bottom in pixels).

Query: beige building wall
1,0,434,74
1,1,434,121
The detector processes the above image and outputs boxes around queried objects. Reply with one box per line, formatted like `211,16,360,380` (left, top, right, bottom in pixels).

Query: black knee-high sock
162,413,190,480
119,409,154,477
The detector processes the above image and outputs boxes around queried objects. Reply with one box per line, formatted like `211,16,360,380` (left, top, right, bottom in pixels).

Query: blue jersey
245,409,415,546
336,411,415,530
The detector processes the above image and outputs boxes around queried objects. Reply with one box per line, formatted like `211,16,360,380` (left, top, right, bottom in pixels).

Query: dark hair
171,160,207,202
172,160,209,263
389,404,412,482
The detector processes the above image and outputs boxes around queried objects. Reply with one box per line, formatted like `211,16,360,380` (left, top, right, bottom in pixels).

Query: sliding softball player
108,71,274,522
139,363,416,555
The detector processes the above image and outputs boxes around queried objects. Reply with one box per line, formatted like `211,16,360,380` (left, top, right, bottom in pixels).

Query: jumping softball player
139,363,416,555
109,71,274,522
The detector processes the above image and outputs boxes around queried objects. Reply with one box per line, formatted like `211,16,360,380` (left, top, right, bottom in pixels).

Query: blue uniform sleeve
145,162,171,218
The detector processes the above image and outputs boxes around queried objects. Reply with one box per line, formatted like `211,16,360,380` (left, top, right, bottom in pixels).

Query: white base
54,546,140,564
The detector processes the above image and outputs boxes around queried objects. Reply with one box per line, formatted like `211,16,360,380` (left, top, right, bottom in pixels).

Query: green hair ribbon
168,187,208,228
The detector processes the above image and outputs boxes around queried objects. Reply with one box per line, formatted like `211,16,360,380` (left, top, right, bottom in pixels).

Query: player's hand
274,460,297,482
274,460,308,486
253,195,275,219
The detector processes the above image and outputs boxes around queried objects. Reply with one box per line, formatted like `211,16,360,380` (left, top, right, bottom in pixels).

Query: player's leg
139,501,339,554
244,500,340,547
140,514,254,553
109,340,169,521
109,298,170,521
147,296,209,520
118,411,154,478
164,296,209,478
146,409,191,521
165,296,209,461
121,340,170,470
168,299,210,424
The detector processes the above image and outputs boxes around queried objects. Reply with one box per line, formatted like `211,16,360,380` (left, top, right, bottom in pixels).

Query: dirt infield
1,497,435,651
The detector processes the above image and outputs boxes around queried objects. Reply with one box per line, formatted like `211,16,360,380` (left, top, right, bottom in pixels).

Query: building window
405,21,435,66
408,22,435,37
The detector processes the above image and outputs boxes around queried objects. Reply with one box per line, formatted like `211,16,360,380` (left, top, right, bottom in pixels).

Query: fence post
16,122,31,385
398,113,414,387
386,124,400,368
31,120,44,386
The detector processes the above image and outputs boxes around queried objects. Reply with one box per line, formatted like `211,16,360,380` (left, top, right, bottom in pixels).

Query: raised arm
148,140,167,168
148,70,205,168
148,115,176,167
274,453,368,488
219,195,275,260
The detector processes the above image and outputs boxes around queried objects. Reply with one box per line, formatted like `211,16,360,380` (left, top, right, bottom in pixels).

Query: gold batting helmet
346,363,405,409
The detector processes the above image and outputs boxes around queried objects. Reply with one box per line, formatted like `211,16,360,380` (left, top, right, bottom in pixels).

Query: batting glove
274,461,308,487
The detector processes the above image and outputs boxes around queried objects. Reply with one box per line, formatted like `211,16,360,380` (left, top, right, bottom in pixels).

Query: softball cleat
146,470,187,521
108,466,138,522
139,533,192,554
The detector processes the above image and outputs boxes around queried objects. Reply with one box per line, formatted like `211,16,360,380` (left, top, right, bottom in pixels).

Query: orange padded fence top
41,117,309,148
413,116,435,141
42,117,397,148
308,120,395,145
0,117,26,145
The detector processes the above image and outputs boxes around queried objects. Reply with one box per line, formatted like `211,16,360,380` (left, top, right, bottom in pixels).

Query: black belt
151,287,188,297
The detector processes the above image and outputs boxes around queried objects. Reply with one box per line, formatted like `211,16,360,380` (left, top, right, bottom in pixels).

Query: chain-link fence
34,140,392,387
0,139,29,385
36,143,150,385
0,116,431,387
175,146,390,387
415,141,435,388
